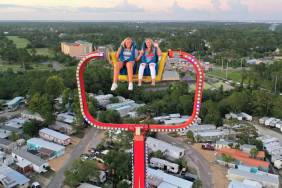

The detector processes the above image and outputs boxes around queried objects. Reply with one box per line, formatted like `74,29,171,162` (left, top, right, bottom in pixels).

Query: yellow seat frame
110,52,167,82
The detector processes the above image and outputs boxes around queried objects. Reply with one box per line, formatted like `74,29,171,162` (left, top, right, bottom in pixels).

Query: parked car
80,154,89,161
31,182,41,188
202,143,215,150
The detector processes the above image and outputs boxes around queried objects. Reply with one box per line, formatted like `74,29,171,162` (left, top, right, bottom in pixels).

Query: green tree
62,88,71,107
117,181,130,188
98,110,122,124
103,150,131,185
73,91,83,125
88,98,99,118
23,121,39,137
186,130,195,143
45,75,64,99
250,147,258,158
64,159,99,188
10,131,19,141
109,97,119,103
252,90,273,116
272,96,282,119
200,100,222,126
28,93,54,123
221,154,235,163
193,179,203,188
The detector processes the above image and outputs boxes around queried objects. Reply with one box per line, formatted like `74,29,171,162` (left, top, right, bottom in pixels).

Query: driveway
47,127,104,188
156,133,213,188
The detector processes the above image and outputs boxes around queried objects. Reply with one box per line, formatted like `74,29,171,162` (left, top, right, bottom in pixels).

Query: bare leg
113,61,123,84
126,61,134,83
149,63,156,86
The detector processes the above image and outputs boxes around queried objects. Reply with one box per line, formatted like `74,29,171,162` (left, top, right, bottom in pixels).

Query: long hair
121,37,133,49
143,38,154,53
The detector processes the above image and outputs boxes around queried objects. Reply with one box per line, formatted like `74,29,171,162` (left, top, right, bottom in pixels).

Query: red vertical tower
77,50,204,188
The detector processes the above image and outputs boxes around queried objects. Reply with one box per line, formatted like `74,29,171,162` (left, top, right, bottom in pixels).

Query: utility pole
226,60,229,80
221,59,224,72
275,75,278,94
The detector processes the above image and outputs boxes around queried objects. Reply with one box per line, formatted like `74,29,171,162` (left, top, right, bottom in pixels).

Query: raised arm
156,46,162,56
116,47,121,59
154,41,162,56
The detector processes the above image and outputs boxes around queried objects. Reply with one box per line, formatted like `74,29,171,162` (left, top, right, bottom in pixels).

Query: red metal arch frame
76,50,204,188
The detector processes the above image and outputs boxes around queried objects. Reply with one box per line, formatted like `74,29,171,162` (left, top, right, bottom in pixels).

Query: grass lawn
0,62,52,72
207,69,243,83
189,82,213,91
6,36,30,48
0,63,23,72
28,48,55,58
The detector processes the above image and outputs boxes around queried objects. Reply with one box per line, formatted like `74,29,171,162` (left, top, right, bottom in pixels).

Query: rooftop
240,144,256,150
195,129,235,137
147,137,184,153
40,128,70,140
5,117,27,129
228,168,279,185
0,138,13,146
0,165,30,187
50,121,73,129
0,125,23,134
57,112,75,124
27,138,65,152
13,147,48,167
147,168,193,188
0,129,11,139
62,40,92,46
228,180,262,188
77,183,101,188
216,139,234,145
16,160,32,168
6,96,24,106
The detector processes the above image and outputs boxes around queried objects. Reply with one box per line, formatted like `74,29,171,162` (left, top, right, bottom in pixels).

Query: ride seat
110,52,167,82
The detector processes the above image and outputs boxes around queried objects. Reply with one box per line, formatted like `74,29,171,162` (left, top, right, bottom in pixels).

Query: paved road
156,133,213,188
253,123,282,144
47,127,103,188
52,61,63,71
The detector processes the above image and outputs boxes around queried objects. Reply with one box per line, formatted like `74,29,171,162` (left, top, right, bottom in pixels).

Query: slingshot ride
76,49,204,188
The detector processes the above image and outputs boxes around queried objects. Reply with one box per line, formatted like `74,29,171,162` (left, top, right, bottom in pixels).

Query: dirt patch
49,136,81,172
192,143,229,188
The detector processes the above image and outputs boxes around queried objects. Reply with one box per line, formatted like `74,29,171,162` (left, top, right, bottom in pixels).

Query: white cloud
0,0,281,21
77,0,144,13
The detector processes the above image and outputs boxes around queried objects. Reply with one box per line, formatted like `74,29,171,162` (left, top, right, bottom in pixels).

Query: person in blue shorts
137,38,162,86
111,37,138,91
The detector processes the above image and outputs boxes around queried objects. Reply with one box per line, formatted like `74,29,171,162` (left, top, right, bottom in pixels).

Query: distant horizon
0,20,281,24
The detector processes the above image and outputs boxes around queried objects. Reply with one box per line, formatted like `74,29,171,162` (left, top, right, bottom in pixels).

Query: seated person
111,37,138,91
137,38,162,86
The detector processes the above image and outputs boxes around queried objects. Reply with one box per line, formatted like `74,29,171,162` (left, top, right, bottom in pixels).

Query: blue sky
0,0,281,21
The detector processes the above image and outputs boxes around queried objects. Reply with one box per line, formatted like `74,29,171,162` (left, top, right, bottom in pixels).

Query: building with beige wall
61,40,92,58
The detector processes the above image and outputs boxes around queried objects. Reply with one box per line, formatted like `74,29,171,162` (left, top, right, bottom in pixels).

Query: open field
28,48,55,58
207,69,243,82
6,36,30,48
0,58,71,72
189,80,234,91
0,62,52,72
